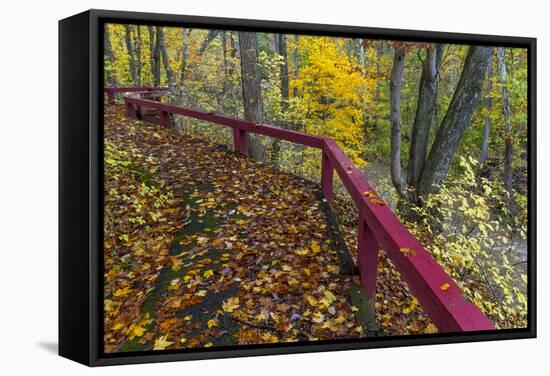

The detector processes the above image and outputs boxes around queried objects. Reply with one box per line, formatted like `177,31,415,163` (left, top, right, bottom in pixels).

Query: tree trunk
480,53,494,166
123,25,138,85
135,26,142,86
389,46,407,197
418,46,494,199
104,25,117,87
238,31,265,161
407,44,444,194
277,34,290,111
293,35,299,97
151,26,161,87
497,47,515,214
173,29,190,132
147,26,157,86
157,27,175,92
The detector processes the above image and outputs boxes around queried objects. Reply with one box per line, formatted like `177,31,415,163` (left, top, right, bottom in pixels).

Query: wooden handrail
105,87,495,333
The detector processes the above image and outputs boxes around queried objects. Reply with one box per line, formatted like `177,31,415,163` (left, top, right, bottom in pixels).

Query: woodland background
104,24,528,331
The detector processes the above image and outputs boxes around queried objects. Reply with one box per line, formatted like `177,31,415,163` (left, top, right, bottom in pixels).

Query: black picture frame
59,9,537,367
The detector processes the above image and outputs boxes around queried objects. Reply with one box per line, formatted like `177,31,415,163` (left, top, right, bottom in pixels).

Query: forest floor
102,105,435,353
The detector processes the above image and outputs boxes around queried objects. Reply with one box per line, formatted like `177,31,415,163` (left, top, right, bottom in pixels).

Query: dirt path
103,105,363,352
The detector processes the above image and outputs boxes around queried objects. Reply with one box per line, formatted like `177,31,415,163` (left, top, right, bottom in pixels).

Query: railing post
107,90,116,104
136,105,143,120
357,216,379,299
159,111,171,127
321,151,334,204
232,128,248,156
125,102,136,119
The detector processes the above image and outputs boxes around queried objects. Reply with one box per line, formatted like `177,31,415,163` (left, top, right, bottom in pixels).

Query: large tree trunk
497,47,515,214
104,25,117,87
157,27,175,92
238,31,265,161
418,46,494,199
123,25,138,85
480,53,494,166
407,44,444,195
389,46,407,198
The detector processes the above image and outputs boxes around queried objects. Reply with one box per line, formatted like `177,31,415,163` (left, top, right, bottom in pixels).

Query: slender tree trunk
147,26,156,86
480,53,494,166
123,25,138,85
277,34,290,111
173,29,190,132
157,27,175,91
135,26,142,86
238,32,265,161
497,47,515,214
104,25,118,87
407,44,444,195
418,46,494,199
293,35,299,97
390,46,407,197
151,26,161,87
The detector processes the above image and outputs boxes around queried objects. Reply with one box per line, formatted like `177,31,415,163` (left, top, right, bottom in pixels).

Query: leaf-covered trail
103,105,363,352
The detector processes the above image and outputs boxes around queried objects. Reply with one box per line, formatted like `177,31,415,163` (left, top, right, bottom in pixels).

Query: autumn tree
389,44,493,206
238,31,266,161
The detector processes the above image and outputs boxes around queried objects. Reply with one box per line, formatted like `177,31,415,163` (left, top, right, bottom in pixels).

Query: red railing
105,87,495,333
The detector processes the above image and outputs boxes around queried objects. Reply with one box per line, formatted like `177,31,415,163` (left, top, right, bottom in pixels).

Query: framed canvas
59,9,536,366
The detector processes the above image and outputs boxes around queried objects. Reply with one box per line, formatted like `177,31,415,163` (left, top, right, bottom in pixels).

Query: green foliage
407,156,527,329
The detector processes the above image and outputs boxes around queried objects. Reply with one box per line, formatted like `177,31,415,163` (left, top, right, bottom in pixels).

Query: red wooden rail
105,87,495,333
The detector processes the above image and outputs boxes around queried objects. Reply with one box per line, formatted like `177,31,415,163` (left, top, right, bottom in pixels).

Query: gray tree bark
497,47,515,214
277,34,290,111
157,27,175,91
479,53,494,166
147,26,157,86
149,26,161,87
238,31,265,161
418,46,494,199
104,25,117,87
134,26,142,86
389,46,407,197
407,44,444,192
123,25,138,85
293,35,299,97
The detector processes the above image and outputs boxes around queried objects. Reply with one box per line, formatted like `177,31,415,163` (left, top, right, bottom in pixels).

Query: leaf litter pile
103,105,366,353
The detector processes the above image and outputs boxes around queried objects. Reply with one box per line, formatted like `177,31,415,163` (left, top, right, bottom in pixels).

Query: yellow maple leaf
399,247,416,256
203,270,214,279
112,321,125,331
295,249,308,256
425,323,438,333
153,335,173,350
113,286,130,297
207,319,218,329
128,324,146,339
310,240,321,254
222,297,240,313
440,283,450,291
324,290,336,303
